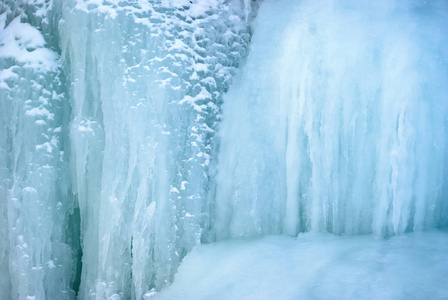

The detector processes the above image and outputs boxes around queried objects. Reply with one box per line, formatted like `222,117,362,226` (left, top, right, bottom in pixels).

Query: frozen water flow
0,0,446,298
1,0,253,298
213,0,448,239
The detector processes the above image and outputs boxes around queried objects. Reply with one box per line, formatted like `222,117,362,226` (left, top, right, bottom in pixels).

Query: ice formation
212,0,448,239
0,0,447,299
1,0,253,298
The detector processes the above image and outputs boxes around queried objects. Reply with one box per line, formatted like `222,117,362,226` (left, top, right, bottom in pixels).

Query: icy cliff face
213,0,448,239
0,1,73,299
59,0,251,298
1,0,252,298
0,0,447,299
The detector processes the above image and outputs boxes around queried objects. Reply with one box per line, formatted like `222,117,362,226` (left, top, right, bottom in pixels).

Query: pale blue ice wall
1,0,447,299
0,1,74,299
1,0,252,298
213,0,448,239
59,0,251,298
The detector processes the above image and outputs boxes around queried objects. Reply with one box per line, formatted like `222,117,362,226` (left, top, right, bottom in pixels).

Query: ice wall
58,0,250,298
1,0,447,298
0,1,76,299
212,0,448,239
1,0,252,298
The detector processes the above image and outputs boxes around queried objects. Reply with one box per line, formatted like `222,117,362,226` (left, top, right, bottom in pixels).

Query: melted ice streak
213,0,448,239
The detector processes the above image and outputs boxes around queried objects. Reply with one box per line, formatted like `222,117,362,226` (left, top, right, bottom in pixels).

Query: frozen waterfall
213,0,448,238
0,0,447,299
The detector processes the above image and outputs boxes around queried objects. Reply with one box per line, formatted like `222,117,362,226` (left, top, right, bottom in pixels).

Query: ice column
0,1,76,298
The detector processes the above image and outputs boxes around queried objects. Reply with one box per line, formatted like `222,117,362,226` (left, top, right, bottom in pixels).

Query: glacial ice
0,0,447,299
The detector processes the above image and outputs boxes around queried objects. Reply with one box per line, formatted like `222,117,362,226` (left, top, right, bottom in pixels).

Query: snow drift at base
155,231,448,300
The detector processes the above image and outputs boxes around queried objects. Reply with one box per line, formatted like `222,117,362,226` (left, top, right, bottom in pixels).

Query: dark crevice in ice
66,200,83,297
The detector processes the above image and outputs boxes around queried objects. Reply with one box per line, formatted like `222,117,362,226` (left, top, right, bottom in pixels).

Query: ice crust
0,0,447,299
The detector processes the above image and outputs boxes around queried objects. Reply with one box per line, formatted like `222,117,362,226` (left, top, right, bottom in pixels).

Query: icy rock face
0,1,75,299
213,0,448,239
58,0,251,299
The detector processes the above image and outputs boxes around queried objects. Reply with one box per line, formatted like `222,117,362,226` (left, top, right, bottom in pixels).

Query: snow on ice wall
213,0,448,239
0,1,75,299
59,0,251,298
1,0,252,299
0,0,447,299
